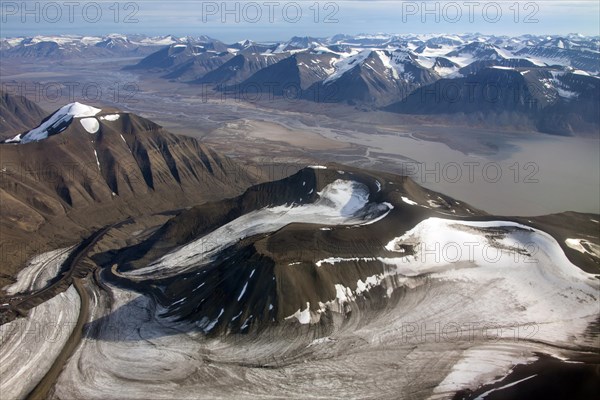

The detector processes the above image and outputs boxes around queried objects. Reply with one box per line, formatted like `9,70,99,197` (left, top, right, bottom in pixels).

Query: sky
1,1,599,42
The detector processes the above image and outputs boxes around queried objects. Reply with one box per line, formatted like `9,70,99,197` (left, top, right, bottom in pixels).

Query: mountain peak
5,102,102,144
58,102,102,116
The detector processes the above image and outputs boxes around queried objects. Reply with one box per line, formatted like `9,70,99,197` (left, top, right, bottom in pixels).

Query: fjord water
331,128,600,216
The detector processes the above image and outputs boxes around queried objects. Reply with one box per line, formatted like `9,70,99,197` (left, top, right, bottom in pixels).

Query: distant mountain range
2,33,599,135
0,34,177,58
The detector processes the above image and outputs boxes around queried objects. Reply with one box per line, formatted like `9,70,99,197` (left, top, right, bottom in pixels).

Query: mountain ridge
0,101,256,286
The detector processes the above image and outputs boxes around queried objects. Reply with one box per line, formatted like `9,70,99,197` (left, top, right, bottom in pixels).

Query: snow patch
324,49,370,83
93,149,101,171
475,374,538,399
316,257,377,267
197,308,224,333
285,302,312,324
99,114,120,121
307,337,336,347
401,196,418,206
237,282,249,301
80,117,99,133
375,180,382,192
565,238,600,258
433,344,538,395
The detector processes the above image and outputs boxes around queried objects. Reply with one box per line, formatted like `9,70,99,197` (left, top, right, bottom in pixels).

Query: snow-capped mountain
5,102,102,144
114,32,600,133
515,43,600,75
114,32,599,101
278,36,328,52
4,33,597,73
305,49,439,106
385,66,600,135
2,32,598,133
0,101,254,248
0,34,183,59
228,52,340,97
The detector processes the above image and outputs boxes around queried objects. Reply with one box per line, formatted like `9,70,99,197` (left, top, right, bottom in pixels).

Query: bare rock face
124,39,233,81
0,91,47,139
195,53,287,85
384,68,600,136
